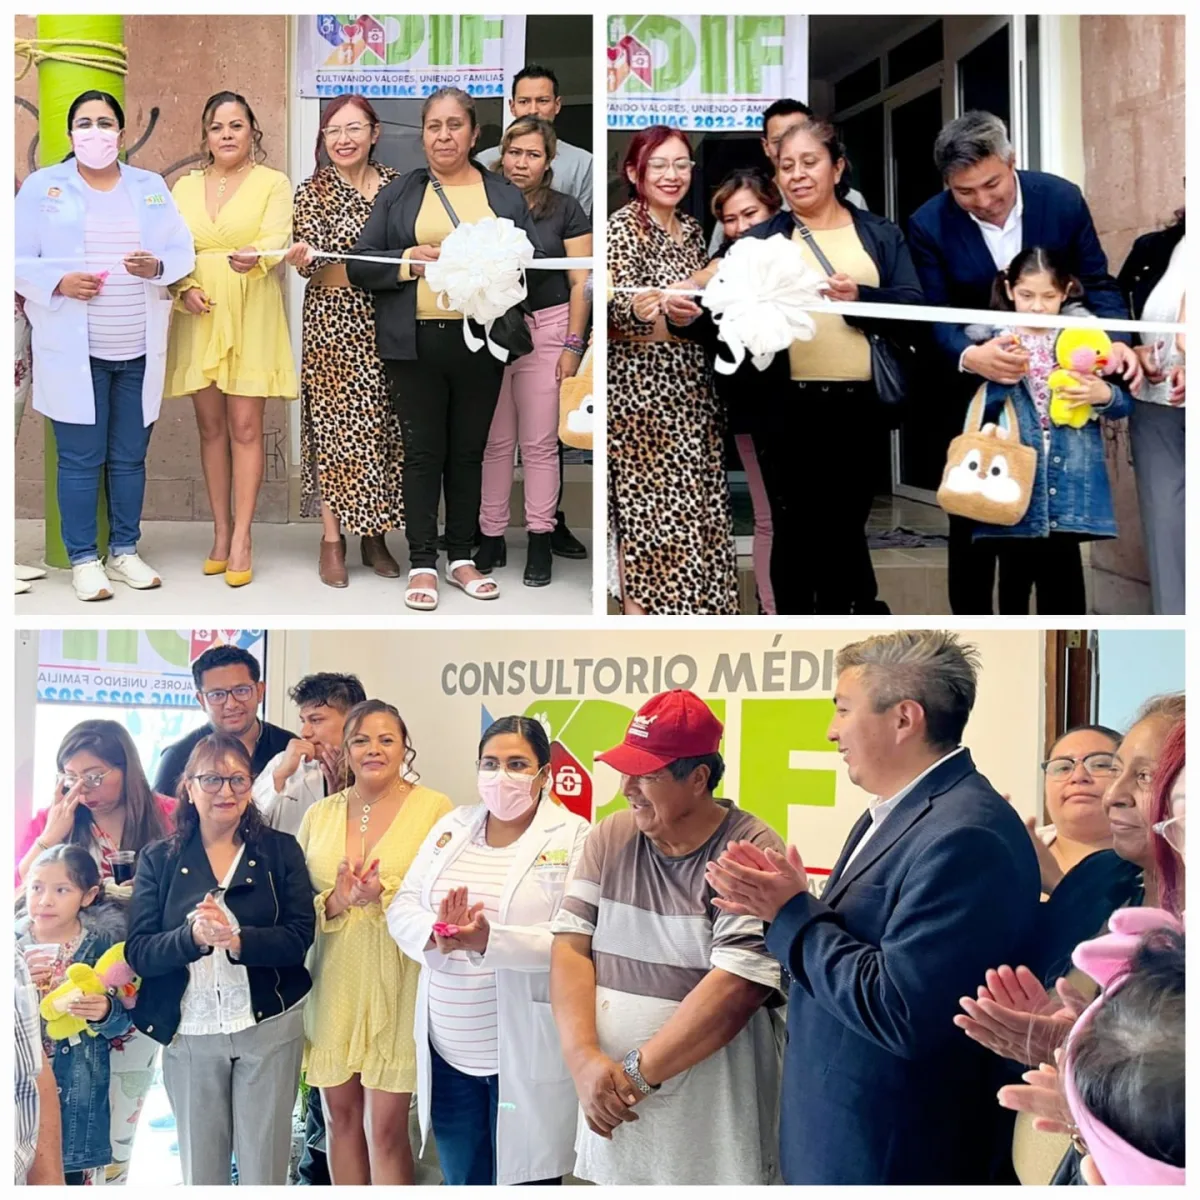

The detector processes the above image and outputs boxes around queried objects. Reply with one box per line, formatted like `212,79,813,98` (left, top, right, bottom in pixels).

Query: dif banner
37,630,266,708
606,13,808,131
297,14,526,98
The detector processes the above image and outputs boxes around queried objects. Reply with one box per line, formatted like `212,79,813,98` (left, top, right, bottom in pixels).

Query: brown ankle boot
319,536,348,588
361,533,400,578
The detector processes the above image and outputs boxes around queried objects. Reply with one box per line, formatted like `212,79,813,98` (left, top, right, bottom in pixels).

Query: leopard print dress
607,202,738,614
293,165,404,535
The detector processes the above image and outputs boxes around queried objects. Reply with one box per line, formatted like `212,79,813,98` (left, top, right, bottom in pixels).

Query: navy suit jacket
766,748,1040,1184
907,170,1131,371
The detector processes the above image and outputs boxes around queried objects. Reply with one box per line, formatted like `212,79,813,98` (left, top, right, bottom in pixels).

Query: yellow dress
297,785,453,1093
164,164,298,399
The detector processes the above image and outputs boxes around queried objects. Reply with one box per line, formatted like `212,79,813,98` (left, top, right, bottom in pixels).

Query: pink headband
1063,907,1186,1186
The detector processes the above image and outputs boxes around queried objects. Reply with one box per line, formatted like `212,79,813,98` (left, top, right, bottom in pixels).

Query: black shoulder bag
792,216,916,424
429,177,534,361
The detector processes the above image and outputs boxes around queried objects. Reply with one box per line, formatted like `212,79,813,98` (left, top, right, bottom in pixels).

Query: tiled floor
15,521,593,616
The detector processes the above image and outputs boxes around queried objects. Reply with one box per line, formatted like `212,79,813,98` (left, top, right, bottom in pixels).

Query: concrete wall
15,14,292,522
1079,14,1185,612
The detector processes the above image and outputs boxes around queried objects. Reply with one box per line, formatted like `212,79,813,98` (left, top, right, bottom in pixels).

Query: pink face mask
477,769,539,821
72,128,120,170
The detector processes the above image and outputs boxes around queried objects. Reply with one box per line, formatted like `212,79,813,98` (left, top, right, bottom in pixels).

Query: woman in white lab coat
387,716,589,1185
15,90,195,602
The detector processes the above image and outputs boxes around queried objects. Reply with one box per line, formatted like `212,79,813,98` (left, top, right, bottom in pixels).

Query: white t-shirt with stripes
427,823,519,1076
83,182,147,361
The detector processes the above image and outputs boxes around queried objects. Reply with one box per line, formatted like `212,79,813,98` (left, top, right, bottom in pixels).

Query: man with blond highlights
707,630,1040,1184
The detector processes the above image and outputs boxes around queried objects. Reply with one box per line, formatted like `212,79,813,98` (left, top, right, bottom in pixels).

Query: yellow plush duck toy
1047,327,1114,428
40,941,140,1042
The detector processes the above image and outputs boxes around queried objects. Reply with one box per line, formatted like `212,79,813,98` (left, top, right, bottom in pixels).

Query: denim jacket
16,926,133,1172
971,376,1132,541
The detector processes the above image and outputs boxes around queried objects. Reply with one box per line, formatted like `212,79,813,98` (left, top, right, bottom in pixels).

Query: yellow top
297,784,453,1093
402,181,495,320
164,164,298,399
788,224,878,382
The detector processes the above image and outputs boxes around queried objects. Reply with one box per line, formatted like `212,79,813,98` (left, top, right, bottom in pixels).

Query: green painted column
37,14,125,567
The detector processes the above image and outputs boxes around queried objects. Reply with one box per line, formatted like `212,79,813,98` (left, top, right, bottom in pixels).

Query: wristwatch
622,1048,660,1095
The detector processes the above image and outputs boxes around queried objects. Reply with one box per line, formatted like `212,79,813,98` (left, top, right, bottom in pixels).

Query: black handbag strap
792,216,837,277
430,177,460,228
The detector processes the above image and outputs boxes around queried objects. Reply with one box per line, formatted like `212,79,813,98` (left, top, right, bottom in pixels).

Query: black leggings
384,322,503,568
994,534,1087,615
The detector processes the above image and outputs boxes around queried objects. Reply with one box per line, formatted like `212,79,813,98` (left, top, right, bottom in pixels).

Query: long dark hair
62,90,125,162
55,720,169,853
200,91,266,165
477,716,551,769
339,700,419,789
990,246,1082,311
172,734,265,853
27,842,108,911
491,115,558,219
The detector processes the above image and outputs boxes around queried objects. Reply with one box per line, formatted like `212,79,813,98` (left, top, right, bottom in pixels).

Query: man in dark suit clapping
707,630,1041,1184
906,112,1142,614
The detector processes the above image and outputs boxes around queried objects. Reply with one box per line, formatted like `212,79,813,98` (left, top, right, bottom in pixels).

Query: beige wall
269,627,1045,874
1079,14,1186,612
15,14,292,522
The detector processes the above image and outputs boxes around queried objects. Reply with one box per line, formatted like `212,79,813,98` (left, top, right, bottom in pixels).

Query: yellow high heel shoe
203,558,228,575
224,564,253,588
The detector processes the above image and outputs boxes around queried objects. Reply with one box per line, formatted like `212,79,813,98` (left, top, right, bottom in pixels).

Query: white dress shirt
841,747,967,872
969,173,1024,271
252,750,327,838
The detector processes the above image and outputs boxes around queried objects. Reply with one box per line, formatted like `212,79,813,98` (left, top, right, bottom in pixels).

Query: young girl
16,844,132,1184
965,247,1133,615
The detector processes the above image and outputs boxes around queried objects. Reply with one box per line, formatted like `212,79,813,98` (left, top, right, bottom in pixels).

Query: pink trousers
479,303,568,535
734,433,776,614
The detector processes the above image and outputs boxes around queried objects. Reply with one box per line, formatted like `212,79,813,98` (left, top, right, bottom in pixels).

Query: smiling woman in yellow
165,91,297,587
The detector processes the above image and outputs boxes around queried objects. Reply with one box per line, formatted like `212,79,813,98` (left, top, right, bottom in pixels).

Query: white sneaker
15,563,47,581
106,553,163,590
72,559,113,601
15,577,31,594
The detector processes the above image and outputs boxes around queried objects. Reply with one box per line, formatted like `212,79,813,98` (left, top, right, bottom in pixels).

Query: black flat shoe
474,534,507,574
550,511,587,559
524,531,552,587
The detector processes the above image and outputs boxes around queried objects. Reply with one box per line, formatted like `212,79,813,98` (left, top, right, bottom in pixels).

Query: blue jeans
430,1045,499,1185
52,356,152,564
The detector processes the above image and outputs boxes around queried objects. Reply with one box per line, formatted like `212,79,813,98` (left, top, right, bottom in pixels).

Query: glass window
887,21,944,85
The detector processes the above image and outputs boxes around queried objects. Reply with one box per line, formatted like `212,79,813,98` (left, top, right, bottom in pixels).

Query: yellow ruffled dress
164,164,298,399
297,785,453,1093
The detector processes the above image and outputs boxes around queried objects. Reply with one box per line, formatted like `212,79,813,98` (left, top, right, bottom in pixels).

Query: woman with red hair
286,95,405,588
607,125,738,615
1150,717,1185,914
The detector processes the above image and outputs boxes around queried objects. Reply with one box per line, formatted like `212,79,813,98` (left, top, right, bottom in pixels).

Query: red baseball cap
596,690,724,776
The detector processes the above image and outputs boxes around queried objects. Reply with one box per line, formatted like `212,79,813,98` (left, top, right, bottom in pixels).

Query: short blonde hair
835,631,981,749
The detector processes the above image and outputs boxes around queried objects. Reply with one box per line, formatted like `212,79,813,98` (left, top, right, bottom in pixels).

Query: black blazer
670,204,924,429
907,169,1132,373
765,749,1041,1184
1116,219,1185,328
125,827,315,1045
347,161,545,362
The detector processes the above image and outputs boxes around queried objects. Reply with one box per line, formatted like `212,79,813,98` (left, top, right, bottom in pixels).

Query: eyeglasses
201,684,257,706
57,769,113,791
646,157,693,175
189,773,253,796
1041,753,1118,779
1153,815,1185,854
477,761,541,779
71,117,119,131
322,122,372,140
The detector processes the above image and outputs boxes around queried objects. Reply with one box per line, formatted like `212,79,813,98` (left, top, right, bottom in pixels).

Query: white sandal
404,567,439,611
445,558,500,601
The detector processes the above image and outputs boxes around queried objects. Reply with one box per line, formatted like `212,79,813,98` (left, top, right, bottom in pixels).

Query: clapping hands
433,886,489,954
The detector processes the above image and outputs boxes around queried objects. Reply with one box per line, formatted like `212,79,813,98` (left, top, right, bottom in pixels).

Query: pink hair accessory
1064,907,1185,1186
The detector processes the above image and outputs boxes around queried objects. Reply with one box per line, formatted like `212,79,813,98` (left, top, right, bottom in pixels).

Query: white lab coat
387,798,590,1185
15,160,195,426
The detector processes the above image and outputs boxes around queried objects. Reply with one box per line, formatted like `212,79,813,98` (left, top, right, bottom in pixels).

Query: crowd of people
608,103,1185,616
15,66,593,606
13,634,1186,1186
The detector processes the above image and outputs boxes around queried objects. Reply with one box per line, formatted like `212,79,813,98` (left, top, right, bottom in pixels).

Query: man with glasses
152,645,294,797
550,689,784,1185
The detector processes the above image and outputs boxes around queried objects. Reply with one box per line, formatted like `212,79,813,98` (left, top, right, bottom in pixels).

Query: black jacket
125,827,315,1045
347,161,545,362
1117,219,1185,325
670,205,924,430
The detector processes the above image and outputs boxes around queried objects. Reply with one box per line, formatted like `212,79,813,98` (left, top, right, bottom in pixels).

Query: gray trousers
162,1002,305,1186
1130,401,1186,615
